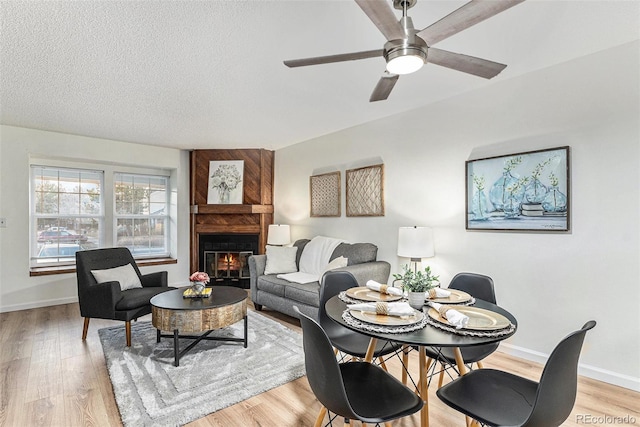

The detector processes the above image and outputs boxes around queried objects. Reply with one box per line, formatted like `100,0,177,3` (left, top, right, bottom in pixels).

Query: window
114,173,169,258
31,164,172,268
31,166,103,266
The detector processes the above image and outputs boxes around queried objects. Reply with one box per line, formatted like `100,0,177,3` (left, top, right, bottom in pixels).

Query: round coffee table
151,286,248,366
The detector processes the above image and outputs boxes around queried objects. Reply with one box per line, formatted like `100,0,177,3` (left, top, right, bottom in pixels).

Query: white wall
0,126,192,311
274,41,640,390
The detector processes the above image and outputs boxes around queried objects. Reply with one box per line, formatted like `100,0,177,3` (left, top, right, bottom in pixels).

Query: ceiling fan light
386,54,424,75
384,46,427,75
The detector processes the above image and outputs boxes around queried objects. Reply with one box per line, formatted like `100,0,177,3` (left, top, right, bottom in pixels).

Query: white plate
350,309,424,326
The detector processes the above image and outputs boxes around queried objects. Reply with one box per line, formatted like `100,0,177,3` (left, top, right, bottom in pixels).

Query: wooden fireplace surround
190,149,274,274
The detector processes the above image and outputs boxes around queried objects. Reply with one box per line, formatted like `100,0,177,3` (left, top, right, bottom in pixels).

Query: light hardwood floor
1,297,638,427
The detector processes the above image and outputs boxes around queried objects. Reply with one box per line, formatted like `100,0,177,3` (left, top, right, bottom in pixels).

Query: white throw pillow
91,263,142,291
323,256,348,274
264,245,298,275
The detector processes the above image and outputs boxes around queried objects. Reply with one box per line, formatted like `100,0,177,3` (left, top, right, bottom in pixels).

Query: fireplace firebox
198,234,259,289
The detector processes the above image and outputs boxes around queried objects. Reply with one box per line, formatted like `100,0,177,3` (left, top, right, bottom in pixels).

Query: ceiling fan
284,0,525,102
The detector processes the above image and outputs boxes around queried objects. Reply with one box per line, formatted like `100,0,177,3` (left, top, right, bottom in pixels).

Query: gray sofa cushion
330,242,378,266
291,239,377,268
257,274,320,307
293,239,310,268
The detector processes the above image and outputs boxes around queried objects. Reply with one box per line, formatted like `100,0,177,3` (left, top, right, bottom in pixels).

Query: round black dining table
324,295,518,427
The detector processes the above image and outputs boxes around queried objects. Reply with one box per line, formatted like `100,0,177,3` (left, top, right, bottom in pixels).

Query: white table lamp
267,224,291,246
397,226,434,271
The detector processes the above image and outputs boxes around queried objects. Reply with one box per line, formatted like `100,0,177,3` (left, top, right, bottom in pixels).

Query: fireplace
198,234,259,289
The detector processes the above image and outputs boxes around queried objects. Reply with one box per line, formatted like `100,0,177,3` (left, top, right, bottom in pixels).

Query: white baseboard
500,343,640,392
0,296,78,313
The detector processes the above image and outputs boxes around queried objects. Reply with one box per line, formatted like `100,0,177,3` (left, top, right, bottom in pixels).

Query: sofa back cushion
293,239,310,269
292,239,378,268
330,242,378,266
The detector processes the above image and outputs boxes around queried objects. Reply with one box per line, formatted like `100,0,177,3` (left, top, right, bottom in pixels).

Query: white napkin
366,280,403,296
348,302,415,317
428,302,469,329
426,287,452,299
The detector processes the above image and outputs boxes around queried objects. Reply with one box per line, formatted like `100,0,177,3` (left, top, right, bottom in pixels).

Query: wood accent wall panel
190,149,274,273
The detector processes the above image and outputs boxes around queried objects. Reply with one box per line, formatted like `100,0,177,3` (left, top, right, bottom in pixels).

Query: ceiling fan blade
370,72,399,102
417,0,525,46
284,49,383,68
427,47,506,79
355,0,404,41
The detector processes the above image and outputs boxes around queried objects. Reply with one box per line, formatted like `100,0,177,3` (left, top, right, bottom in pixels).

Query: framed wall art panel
466,146,570,231
310,171,341,217
346,164,385,217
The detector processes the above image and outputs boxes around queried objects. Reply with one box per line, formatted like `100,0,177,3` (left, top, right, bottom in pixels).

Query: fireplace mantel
191,204,273,215
190,149,274,275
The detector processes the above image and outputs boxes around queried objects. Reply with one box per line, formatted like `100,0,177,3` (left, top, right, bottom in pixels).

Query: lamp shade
397,226,434,260
267,224,291,246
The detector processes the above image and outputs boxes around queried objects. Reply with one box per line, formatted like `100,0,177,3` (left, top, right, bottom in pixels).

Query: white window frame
113,172,170,259
29,157,173,268
30,165,104,267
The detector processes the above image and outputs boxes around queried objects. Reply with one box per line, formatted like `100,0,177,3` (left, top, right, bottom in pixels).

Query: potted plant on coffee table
393,265,440,309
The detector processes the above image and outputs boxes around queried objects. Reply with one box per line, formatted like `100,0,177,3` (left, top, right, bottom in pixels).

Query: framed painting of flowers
207,160,244,204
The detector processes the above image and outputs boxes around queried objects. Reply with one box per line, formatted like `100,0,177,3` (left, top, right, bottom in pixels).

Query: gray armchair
76,247,174,346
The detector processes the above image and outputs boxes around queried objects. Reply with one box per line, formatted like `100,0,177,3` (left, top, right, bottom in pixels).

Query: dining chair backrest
523,320,596,426
318,270,359,327
449,272,496,304
294,305,359,419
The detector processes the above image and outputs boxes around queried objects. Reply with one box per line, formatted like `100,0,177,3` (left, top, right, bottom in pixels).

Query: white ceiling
1,1,638,151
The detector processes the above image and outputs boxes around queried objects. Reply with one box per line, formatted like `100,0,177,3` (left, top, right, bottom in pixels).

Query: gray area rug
99,311,305,426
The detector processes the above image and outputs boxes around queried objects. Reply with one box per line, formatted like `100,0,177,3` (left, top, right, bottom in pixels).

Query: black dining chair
436,320,596,427
76,247,174,346
295,306,424,427
319,270,403,371
426,272,500,386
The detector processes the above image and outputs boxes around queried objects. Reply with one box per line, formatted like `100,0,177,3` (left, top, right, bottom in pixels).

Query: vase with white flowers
393,265,440,309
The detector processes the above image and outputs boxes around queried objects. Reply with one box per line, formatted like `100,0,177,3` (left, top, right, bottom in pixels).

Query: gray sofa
249,239,391,319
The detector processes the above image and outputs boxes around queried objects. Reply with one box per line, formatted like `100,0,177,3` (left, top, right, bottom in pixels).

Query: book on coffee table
183,287,212,298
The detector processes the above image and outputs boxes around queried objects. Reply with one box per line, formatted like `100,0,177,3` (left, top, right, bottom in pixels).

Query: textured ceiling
1,1,638,150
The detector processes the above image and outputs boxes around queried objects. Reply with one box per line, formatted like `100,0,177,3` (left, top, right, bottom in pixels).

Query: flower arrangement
393,265,439,293
189,271,210,284
189,271,209,296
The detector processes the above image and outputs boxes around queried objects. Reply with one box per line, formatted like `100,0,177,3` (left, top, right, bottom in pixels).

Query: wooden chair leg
377,356,389,372
125,321,132,347
438,362,446,388
82,317,90,341
314,407,327,427
402,345,409,385
476,360,484,369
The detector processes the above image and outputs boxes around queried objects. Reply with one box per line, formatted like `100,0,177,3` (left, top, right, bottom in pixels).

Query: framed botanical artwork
207,160,244,204
310,171,341,217
466,146,570,231
346,164,384,217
